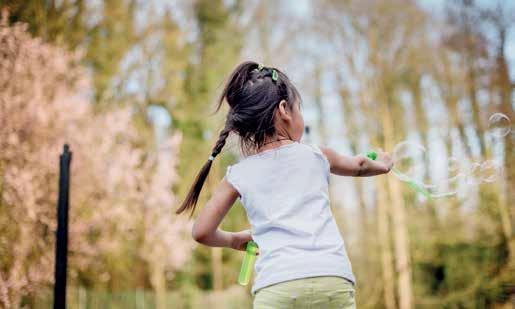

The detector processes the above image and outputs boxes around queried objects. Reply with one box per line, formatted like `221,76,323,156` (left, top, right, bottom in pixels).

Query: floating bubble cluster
390,112,509,199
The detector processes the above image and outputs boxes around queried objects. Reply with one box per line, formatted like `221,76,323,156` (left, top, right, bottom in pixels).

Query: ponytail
217,61,260,111
176,125,231,217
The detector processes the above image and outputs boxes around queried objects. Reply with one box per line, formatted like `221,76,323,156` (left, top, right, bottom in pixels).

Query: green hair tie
272,69,278,81
257,64,278,81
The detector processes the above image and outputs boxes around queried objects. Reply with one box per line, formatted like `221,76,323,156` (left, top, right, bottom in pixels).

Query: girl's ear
277,100,292,121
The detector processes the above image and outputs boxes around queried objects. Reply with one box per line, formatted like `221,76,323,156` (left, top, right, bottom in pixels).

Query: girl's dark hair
176,61,301,216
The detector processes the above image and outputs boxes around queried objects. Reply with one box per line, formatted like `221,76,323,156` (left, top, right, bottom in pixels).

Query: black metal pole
54,144,72,309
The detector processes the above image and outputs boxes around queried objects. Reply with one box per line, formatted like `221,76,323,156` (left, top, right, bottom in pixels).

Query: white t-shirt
225,141,355,295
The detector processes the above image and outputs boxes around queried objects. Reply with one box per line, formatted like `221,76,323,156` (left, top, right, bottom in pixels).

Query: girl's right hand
376,150,393,172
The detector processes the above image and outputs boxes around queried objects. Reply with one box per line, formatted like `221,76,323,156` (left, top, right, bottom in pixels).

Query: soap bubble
424,176,461,198
488,113,511,137
392,141,427,180
478,160,502,183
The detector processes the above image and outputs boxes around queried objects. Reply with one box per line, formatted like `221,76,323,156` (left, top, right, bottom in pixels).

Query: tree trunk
466,62,486,157
314,67,328,143
387,171,413,309
494,28,514,267
338,87,371,256
150,262,167,309
381,96,413,309
376,176,396,309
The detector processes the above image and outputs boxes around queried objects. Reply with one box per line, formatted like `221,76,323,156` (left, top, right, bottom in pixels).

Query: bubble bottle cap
366,151,377,160
246,240,258,255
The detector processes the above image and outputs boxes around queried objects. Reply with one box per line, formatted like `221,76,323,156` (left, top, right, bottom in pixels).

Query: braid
176,123,232,217
211,125,231,158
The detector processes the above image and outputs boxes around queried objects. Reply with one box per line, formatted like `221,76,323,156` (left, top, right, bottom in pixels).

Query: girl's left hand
230,229,254,251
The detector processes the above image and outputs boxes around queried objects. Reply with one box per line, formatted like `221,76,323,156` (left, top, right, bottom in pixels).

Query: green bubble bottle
238,240,258,286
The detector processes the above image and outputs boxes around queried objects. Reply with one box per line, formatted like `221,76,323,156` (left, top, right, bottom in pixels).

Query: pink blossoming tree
0,13,193,308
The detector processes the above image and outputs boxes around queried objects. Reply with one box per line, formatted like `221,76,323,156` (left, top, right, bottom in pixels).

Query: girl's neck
258,136,295,153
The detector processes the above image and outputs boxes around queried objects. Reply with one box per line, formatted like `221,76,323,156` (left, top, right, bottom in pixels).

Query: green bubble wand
366,151,433,199
238,240,258,286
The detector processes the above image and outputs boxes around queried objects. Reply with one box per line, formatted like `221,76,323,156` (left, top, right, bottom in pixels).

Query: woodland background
0,0,513,308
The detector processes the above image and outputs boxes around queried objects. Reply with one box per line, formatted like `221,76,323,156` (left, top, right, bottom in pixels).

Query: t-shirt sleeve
225,165,243,196
308,144,331,177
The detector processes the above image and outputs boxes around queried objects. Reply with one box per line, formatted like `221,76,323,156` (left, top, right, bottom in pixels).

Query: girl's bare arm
191,179,252,251
320,146,393,177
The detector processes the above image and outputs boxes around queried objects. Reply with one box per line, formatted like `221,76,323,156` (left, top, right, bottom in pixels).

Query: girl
176,61,393,308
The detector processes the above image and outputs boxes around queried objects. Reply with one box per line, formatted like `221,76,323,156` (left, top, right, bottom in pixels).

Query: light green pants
253,276,356,309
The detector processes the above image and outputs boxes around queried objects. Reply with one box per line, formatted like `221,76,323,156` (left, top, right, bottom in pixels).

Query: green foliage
85,0,137,102
2,0,87,48
3,0,138,103
415,240,509,307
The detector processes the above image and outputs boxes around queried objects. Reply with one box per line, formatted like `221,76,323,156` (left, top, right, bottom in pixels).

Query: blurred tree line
0,0,513,308
312,1,514,308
